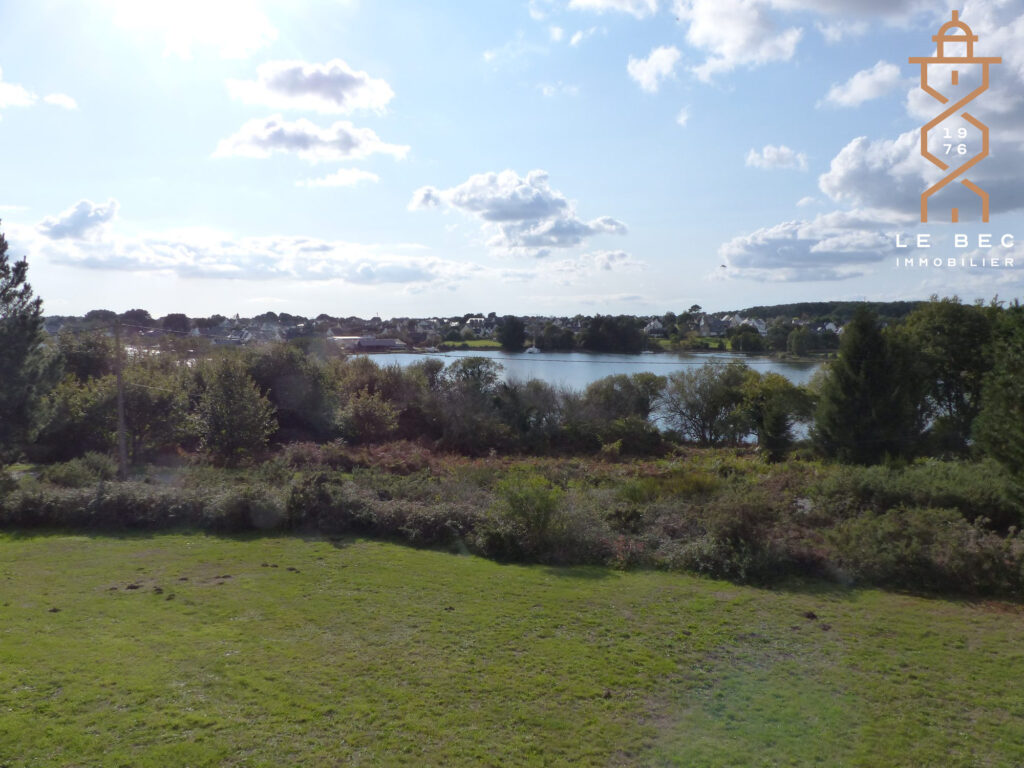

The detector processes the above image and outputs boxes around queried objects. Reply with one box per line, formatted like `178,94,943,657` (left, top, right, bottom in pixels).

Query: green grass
2,534,1023,766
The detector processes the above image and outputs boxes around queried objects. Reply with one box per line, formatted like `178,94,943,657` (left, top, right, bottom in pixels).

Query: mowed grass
2,534,1024,767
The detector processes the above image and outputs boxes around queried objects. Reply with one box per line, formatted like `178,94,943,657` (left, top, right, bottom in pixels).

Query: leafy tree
535,323,575,351
119,308,153,327
33,375,117,461
583,373,665,422
0,223,55,461
580,315,645,354
742,371,811,462
660,362,750,446
122,362,189,461
899,296,993,454
160,313,191,334
247,343,335,440
787,327,810,356
974,303,1024,475
57,329,115,381
336,388,399,443
83,309,117,325
496,316,527,351
814,308,925,464
195,357,277,465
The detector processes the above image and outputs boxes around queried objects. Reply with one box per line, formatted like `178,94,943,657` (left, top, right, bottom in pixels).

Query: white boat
526,346,541,354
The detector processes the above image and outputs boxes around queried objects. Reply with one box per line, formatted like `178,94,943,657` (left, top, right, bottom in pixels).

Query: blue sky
1,0,1023,318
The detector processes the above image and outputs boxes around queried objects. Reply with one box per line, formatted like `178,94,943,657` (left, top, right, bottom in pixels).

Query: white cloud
718,211,906,281
296,169,380,188
796,196,819,207
106,0,277,59
483,33,545,65
676,107,690,127
409,169,627,257
673,0,801,82
43,93,78,110
570,27,598,45
0,68,77,117
529,0,555,20
568,0,658,19
227,59,394,114
746,144,808,171
539,82,579,97
214,115,409,163
0,67,37,112
627,46,681,92
37,199,119,240
821,60,904,108
549,25,565,41
815,20,868,43
19,202,471,286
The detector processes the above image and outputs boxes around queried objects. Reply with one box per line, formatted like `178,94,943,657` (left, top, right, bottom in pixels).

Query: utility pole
114,319,128,481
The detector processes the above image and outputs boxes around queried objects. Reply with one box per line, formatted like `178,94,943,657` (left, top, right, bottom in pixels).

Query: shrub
40,453,117,488
481,472,565,559
829,506,1023,595
811,460,1024,530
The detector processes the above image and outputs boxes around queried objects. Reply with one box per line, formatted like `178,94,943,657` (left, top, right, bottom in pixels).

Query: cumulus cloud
673,0,801,82
409,169,627,257
549,25,565,41
746,144,808,171
17,202,472,286
214,115,409,163
627,46,681,92
568,0,658,19
37,199,119,240
821,60,904,108
676,107,690,127
718,212,906,281
296,169,380,188
227,59,394,114
43,93,78,110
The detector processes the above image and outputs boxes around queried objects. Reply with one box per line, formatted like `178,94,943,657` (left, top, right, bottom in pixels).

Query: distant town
43,300,924,356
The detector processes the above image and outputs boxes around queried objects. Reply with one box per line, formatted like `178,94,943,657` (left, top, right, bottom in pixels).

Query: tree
973,303,1024,475
160,313,191,334
195,357,277,464
742,371,811,463
496,316,527,351
119,308,152,327
660,362,750,446
814,308,925,464
0,223,54,461
899,296,993,454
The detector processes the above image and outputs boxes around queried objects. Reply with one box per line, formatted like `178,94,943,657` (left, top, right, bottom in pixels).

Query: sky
1,0,1023,319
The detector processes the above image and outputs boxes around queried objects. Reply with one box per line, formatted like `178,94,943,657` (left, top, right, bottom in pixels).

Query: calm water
361,349,822,390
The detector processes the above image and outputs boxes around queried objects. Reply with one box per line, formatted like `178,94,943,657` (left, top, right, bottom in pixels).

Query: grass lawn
2,533,1023,766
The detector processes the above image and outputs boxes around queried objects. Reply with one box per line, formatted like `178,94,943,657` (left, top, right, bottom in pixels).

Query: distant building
331,336,408,352
644,319,665,337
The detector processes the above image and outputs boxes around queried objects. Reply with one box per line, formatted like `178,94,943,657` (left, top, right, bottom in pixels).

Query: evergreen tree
0,223,54,461
814,308,925,464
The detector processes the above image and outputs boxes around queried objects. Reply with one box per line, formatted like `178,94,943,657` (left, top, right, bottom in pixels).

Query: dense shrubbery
4,449,1023,597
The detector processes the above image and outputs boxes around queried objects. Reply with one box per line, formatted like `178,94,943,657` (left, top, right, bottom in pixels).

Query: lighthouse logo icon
909,11,1000,223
